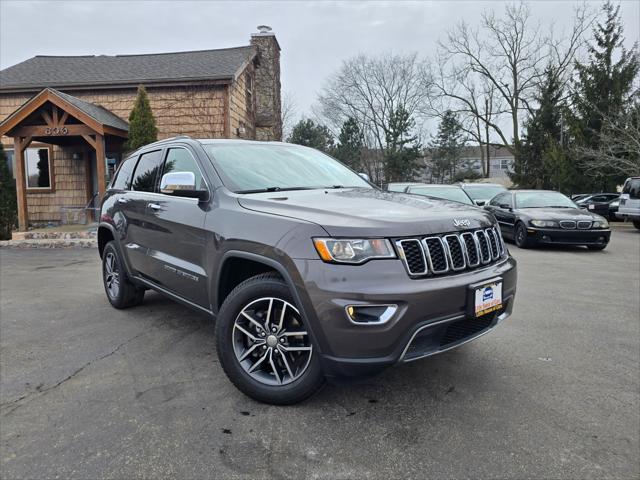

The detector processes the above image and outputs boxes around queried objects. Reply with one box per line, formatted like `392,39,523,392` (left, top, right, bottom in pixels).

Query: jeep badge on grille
453,218,471,228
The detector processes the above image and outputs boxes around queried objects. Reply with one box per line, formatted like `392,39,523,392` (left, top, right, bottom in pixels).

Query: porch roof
0,88,128,138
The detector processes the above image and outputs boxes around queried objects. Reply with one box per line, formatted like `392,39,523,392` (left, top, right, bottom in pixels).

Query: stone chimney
250,26,282,141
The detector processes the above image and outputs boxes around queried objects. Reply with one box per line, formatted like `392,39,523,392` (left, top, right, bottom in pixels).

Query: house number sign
45,127,69,135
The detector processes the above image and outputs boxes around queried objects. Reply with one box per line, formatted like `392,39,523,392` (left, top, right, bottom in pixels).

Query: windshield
204,143,372,193
516,191,576,208
462,185,506,200
409,186,473,205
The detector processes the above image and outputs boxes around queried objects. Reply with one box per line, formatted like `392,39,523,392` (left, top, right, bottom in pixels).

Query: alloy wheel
104,252,121,299
232,297,312,386
516,225,526,246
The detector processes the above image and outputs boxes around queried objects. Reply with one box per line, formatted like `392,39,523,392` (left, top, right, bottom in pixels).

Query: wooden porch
0,88,128,231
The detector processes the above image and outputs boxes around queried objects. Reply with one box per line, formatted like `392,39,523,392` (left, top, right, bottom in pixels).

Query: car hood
517,207,603,221
237,188,496,237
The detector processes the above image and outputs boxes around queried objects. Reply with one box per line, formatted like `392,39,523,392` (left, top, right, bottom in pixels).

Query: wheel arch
98,223,116,258
215,251,323,354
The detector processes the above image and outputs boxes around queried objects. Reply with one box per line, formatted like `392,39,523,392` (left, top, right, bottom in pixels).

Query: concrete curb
0,239,97,249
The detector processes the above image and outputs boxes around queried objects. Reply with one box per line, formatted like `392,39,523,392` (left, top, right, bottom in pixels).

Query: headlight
593,219,609,229
530,220,558,228
313,238,396,264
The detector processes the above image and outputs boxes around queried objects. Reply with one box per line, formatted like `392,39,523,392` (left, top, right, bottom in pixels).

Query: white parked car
617,177,640,229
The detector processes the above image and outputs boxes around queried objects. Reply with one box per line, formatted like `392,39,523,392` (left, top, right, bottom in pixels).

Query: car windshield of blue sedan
409,186,473,205
516,191,576,208
204,143,372,193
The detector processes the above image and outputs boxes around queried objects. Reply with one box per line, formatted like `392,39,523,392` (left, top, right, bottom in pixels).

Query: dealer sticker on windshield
474,281,503,317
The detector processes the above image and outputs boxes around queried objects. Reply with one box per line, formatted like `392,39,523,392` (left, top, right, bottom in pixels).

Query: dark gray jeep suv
98,137,517,404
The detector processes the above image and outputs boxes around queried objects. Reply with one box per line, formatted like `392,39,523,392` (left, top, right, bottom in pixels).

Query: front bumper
292,256,517,378
527,227,611,246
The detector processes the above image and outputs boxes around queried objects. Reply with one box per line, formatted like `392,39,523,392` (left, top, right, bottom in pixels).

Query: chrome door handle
148,203,161,211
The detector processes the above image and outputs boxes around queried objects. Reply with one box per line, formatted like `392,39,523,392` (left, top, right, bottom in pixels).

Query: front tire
216,272,325,405
587,244,607,251
633,220,640,230
102,241,145,309
514,222,534,248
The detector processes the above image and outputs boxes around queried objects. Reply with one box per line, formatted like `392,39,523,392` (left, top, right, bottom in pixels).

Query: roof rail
145,135,192,146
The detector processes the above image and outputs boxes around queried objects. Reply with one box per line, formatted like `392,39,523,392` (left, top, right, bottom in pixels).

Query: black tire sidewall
102,242,127,308
216,274,325,405
515,223,529,248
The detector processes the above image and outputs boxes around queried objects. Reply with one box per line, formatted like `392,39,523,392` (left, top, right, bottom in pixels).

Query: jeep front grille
396,227,506,277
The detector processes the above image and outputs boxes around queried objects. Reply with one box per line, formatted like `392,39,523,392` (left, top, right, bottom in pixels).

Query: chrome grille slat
487,228,500,260
423,237,449,273
396,239,427,276
444,234,466,271
396,227,506,277
461,232,480,267
475,230,492,264
560,220,576,229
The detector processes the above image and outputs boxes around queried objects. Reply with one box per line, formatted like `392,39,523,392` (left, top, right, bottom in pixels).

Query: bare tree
432,2,593,160
316,53,432,184
280,91,298,141
577,107,640,178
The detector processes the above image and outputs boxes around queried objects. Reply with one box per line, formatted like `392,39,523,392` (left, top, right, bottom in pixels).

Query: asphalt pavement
1,228,638,479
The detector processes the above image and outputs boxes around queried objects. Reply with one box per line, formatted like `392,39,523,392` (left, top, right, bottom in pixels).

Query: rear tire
102,241,145,309
633,220,640,230
216,272,325,405
514,222,534,248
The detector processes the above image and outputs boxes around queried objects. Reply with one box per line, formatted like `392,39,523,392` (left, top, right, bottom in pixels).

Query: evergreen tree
570,1,639,191
334,117,364,170
124,85,158,152
428,110,466,183
287,119,334,153
383,105,422,182
511,66,568,190
0,144,17,240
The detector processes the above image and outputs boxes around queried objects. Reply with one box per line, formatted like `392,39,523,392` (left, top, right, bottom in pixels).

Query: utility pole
485,98,491,178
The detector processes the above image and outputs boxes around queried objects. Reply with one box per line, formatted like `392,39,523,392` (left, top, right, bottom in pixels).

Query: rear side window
131,150,164,192
111,156,137,190
161,148,206,190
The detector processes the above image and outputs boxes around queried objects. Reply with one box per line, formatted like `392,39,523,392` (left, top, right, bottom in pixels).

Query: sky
1,0,639,128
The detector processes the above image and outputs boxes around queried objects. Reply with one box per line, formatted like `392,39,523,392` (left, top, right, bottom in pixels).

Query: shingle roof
0,46,256,91
53,89,129,131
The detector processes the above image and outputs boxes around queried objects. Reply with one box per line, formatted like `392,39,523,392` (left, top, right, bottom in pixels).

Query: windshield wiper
236,186,317,194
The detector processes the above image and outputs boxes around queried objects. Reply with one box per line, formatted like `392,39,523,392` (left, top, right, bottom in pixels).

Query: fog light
345,304,397,325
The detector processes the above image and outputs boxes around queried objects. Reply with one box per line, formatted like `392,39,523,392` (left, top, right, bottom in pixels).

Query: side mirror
358,172,370,182
160,171,208,200
475,200,486,206
499,203,511,210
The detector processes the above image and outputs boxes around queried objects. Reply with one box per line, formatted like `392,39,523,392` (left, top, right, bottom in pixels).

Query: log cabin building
0,26,282,231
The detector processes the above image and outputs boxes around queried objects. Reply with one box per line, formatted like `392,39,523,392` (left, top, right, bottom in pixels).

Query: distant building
0,26,282,230
421,145,515,182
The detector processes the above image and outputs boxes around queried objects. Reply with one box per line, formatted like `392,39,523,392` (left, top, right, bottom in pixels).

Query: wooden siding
229,63,256,139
